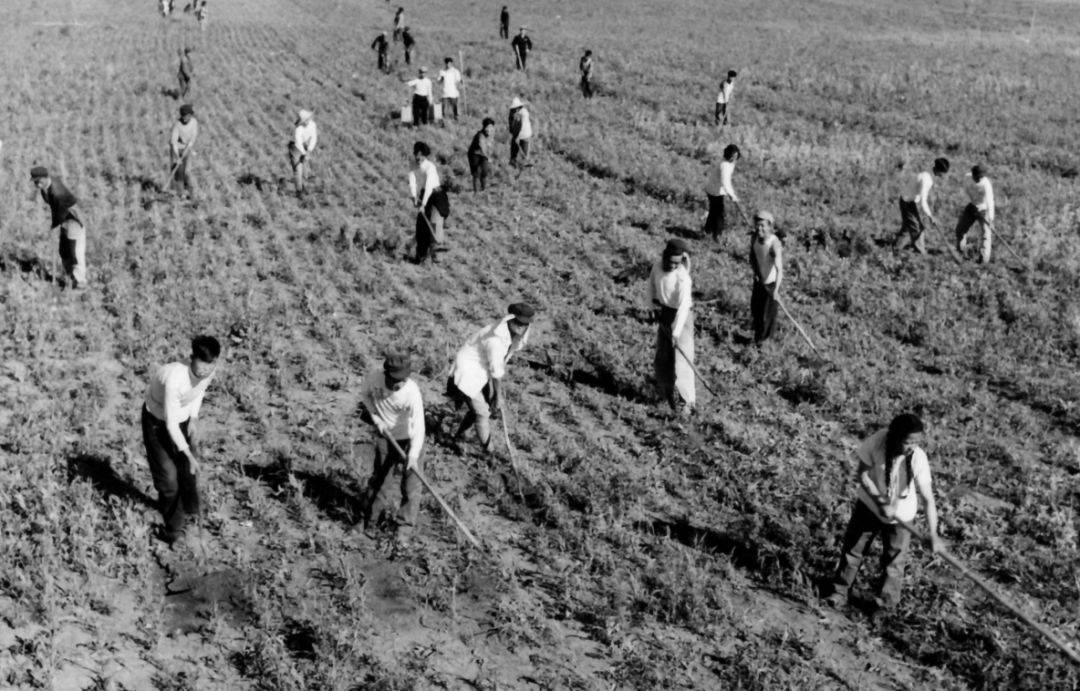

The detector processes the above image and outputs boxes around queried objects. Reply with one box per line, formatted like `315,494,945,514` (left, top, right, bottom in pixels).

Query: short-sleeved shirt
360,369,425,455
855,429,932,524
451,317,529,398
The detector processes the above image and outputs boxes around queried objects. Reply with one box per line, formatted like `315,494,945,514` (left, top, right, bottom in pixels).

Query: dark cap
30,166,49,179
664,238,690,256
971,164,985,179
508,303,535,324
179,103,194,116
383,353,412,380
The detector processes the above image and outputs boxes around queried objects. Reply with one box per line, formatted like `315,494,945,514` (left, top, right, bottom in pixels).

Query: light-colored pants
58,220,87,287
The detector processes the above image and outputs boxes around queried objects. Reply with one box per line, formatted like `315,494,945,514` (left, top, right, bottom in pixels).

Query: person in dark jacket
510,26,532,70
499,6,510,39
31,166,88,289
467,118,495,192
372,31,390,73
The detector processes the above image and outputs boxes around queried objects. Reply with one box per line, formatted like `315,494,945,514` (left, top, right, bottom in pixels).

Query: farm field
1,0,1079,688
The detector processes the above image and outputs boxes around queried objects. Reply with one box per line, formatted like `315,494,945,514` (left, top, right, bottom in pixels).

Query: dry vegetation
1,0,1078,688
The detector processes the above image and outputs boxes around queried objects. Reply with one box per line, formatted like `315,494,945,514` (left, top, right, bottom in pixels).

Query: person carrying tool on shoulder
647,239,695,415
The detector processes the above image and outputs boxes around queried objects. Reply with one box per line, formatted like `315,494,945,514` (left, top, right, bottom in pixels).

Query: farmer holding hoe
715,70,737,126
954,164,995,264
409,141,449,263
703,144,747,241
895,157,950,254
288,108,318,196
177,47,193,99
826,413,944,609
372,31,390,74
749,210,783,344
467,117,496,192
406,67,433,127
508,96,533,171
357,353,426,539
141,335,222,546
447,303,535,455
169,103,198,200
511,26,532,70
647,239,696,416
31,166,88,290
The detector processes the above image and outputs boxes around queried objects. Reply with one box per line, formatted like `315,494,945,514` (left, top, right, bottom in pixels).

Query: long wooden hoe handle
159,147,192,191
382,432,482,549
776,295,822,355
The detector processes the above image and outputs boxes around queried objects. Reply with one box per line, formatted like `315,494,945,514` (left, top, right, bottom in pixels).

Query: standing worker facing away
749,210,783,344
499,5,509,39
715,70,737,126
895,157,949,254
142,335,222,546
954,164,995,264
511,26,532,70
438,57,463,121
402,27,416,66
647,239,695,415
826,413,943,609
579,50,595,98
31,166,88,290
467,117,495,193
372,31,390,74
177,47,193,99
508,96,532,171
703,144,746,241
409,141,449,263
358,353,426,537
447,304,535,455
169,103,198,200
393,6,404,41
289,109,318,196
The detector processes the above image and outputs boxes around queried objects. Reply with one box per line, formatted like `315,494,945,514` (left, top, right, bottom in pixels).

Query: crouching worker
359,353,426,537
826,413,944,609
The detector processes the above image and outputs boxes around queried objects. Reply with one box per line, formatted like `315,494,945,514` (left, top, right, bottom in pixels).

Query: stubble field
1,0,1079,688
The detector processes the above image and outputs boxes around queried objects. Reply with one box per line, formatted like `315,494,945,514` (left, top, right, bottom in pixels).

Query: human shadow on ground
124,174,163,193
67,454,156,508
520,354,652,404
633,513,796,577
241,458,364,525
0,250,54,282
665,224,702,240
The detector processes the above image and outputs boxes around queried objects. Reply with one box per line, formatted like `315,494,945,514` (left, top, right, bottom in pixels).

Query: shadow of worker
67,453,156,509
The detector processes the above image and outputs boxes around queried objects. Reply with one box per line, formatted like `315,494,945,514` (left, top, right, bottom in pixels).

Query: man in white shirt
407,67,433,127
409,141,449,263
288,109,318,196
142,335,221,545
715,70,737,126
749,210,783,343
447,303,534,454
827,414,943,609
647,239,695,414
359,353,426,534
895,157,949,254
508,96,533,171
703,144,746,241
954,164,995,263
169,103,198,200
437,57,463,121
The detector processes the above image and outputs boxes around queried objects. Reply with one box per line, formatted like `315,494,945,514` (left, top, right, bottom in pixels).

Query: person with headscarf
647,239,695,415
289,109,318,196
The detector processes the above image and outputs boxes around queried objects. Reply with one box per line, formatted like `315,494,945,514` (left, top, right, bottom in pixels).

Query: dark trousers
580,76,593,98
715,102,728,125
831,500,911,606
142,406,198,541
751,281,778,343
411,95,430,126
703,194,726,239
377,51,388,72
414,191,446,262
441,97,459,120
896,197,926,253
954,202,992,263
404,46,413,65
515,50,527,70
178,73,191,98
365,436,423,527
510,138,530,167
499,22,509,39
468,153,489,192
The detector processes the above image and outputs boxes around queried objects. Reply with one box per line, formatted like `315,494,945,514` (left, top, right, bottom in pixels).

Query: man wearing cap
406,68,433,127
448,304,534,454
372,31,390,73
358,353,426,535
409,141,449,263
289,109,318,196
895,158,949,254
954,164,995,264
579,50,595,99
438,57,463,121
177,47,193,99
142,335,222,545
31,167,88,289
402,27,415,66
511,26,532,70
467,117,495,193
703,144,747,241
750,210,783,344
715,70,737,126
647,239,695,414
508,97,532,170
169,104,198,199
499,6,510,39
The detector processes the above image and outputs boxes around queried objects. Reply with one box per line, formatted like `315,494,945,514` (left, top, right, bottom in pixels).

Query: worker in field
142,335,222,545
467,117,495,192
579,50,594,98
511,26,532,70
289,109,318,196
194,0,207,30
438,57,463,121
393,7,405,41
372,31,390,73
447,303,535,455
499,5,510,39
169,104,198,200
177,47,193,99
703,144,747,241
406,67,433,126
826,413,943,609
895,158,949,254
715,70,737,126
647,239,695,415
402,27,416,66
954,164,995,263
358,352,426,538
31,166,88,290
508,96,532,170
409,141,449,263
749,210,782,343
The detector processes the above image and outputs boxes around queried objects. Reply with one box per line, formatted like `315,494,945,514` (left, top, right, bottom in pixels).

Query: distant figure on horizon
511,26,532,70
749,210,783,344
438,57,463,121
409,141,449,263
372,31,390,73
31,166,88,290
393,6,405,41
406,67,433,126
954,164,995,264
499,5,510,39
289,109,318,196
508,96,532,171
402,27,416,65
169,103,198,200
895,157,949,254
703,144,747,240
715,69,737,126
579,50,594,98
177,47,193,99
467,117,495,192
194,0,207,29
647,238,696,416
